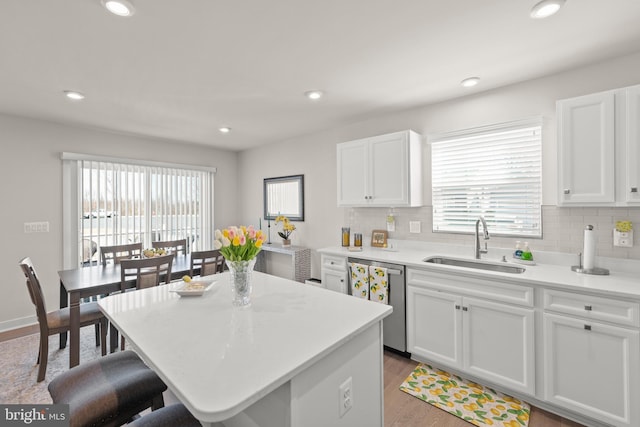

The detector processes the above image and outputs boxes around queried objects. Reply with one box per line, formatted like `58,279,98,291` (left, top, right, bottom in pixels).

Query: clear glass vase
226,258,256,306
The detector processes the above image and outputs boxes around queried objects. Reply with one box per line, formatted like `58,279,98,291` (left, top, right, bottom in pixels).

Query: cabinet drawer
544,289,640,327
322,255,347,271
407,268,534,307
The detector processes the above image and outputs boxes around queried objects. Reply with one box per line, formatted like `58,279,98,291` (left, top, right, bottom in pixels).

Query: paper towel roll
583,225,596,270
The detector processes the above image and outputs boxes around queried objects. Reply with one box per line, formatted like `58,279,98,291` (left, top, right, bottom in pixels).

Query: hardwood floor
384,351,585,427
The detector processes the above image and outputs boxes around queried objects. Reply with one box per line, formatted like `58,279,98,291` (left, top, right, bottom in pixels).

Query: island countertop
98,271,392,424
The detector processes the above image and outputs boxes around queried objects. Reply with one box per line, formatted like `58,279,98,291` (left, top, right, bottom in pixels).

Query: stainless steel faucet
475,216,490,259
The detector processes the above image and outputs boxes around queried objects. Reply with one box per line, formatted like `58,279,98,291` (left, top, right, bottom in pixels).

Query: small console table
255,244,311,283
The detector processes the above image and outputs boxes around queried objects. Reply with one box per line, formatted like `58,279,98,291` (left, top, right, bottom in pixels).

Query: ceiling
2,1,640,151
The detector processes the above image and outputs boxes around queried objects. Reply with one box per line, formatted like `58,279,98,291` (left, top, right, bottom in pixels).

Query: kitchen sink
423,256,526,274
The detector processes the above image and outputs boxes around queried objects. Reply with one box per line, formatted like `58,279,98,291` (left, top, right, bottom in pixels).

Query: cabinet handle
462,306,468,312
564,189,571,194
455,305,461,310
631,187,638,193
584,325,591,331
330,261,334,265
584,305,592,311
340,279,344,283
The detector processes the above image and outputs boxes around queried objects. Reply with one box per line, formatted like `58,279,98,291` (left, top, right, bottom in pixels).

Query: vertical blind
430,119,542,237
63,154,214,267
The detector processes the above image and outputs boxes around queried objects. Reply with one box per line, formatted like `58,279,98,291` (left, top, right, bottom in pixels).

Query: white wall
0,114,238,329
237,51,640,278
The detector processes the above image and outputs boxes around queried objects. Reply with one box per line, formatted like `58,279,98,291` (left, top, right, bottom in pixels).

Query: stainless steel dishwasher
347,257,406,353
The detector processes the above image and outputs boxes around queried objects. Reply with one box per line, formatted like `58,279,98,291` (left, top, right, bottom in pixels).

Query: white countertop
320,241,640,299
98,271,392,423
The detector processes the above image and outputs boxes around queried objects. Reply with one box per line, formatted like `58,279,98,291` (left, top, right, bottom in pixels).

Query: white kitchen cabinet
407,268,535,395
407,286,462,366
625,85,640,205
337,130,422,207
557,83,640,206
544,312,639,426
557,91,616,205
320,254,348,294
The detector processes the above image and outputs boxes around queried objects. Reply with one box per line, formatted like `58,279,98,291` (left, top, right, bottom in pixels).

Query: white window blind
62,153,214,267
430,119,542,237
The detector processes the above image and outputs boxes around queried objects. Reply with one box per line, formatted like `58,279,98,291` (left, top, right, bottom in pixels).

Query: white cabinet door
463,297,535,395
321,269,347,294
558,91,616,205
406,286,463,368
337,139,368,206
625,86,640,205
544,313,640,426
369,132,409,206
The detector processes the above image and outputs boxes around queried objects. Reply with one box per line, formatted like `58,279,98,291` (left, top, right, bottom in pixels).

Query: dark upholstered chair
116,255,174,351
128,404,201,427
190,249,225,277
18,257,108,382
152,239,188,257
100,242,143,266
48,350,167,427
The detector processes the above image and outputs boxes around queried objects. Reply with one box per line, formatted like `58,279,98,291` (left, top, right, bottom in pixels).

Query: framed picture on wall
371,230,388,248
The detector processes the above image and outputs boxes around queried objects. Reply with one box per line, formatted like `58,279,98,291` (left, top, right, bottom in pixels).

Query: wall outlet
339,376,353,417
409,221,421,233
24,222,49,233
613,229,633,247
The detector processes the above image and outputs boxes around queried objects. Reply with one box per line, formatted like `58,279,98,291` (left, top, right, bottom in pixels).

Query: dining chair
190,249,225,277
18,257,108,382
48,350,167,427
128,403,201,427
100,242,143,266
117,255,174,350
152,238,188,256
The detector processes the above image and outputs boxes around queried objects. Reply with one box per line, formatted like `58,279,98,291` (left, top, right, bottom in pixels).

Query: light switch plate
409,221,421,234
24,222,50,233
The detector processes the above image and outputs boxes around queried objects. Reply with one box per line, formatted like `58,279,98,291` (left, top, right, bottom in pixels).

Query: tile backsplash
343,206,640,260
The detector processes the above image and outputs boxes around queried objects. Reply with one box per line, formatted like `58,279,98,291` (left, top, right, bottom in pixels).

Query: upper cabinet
625,86,640,205
557,84,640,206
337,130,423,207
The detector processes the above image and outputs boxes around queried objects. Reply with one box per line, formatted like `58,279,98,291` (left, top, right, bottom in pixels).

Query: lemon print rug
400,363,530,427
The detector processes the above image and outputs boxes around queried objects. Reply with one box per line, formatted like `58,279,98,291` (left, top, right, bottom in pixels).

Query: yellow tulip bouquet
214,225,265,261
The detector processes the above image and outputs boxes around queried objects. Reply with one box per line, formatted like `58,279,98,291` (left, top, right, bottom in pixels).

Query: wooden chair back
152,239,188,256
120,255,174,291
18,257,48,331
19,257,108,382
101,242,143,266
190,250,225,277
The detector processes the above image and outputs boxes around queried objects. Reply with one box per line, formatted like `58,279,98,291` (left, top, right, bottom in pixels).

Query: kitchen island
98,271,392,427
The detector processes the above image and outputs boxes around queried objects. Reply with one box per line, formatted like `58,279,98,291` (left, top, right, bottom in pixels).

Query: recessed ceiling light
460,77,480,88
64,90,85,101
530,0,566,19
101,0,135,17
219,127,231,134
304,90,324,100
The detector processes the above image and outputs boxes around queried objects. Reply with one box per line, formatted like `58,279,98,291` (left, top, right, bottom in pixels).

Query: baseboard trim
0,315,38,342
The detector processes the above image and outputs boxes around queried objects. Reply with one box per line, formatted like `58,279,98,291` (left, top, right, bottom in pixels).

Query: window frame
62,152,216,269
428,118,543,238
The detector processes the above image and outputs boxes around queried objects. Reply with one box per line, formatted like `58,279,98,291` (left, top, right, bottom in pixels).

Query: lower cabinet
320,254,348,294
407,271,535,396
543,295,640,427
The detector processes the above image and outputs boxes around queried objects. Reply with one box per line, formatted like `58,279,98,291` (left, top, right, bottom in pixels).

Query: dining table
98,271,391,426
57,255,193,368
